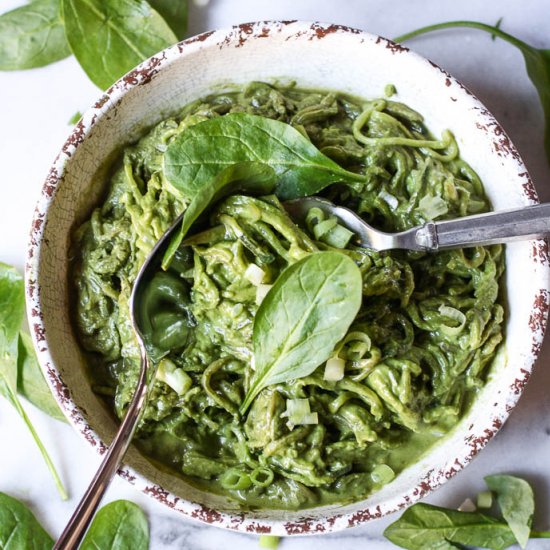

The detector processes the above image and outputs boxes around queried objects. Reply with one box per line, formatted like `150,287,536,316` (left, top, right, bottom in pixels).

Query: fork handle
415,203,550,250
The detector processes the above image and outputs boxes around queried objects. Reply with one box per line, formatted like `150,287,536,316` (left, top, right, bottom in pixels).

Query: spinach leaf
17,332,66,422
383,503,518,550
0,263,67,500
163,112,366,201
61,0,177,89
162,161,276,268
80,500,149,550
0,263,25,392
0,0,70,71
486,474,534,549
240,251,362,414
148,0,188,39
0,492,53,550
395,21,550,166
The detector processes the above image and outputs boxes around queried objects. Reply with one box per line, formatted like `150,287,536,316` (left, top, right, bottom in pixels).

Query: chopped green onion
256,284,272,305
477,490,493,509
370,464,395,484
313,217,337,240
438,304,467,335
156,359,192,396
457,498,476,512
323,223,354,249
324,357,346,381
259,535,280,549
379,189,399,209
305,206,325,229
418,194,449,220
251,467,274,488
282,398,319,429
301,412,319,424
245,263,266,286
220,469,252,490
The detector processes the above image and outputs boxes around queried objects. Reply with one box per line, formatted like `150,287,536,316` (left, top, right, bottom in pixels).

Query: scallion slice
418,194,449,220
282,398,319,429
324,357,346,381
156,359,192,396
245,263,266,286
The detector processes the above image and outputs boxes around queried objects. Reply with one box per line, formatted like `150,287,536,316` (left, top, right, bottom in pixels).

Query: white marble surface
1,1,550,548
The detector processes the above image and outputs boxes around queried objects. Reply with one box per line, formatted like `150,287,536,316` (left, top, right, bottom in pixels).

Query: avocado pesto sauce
73,82,504,510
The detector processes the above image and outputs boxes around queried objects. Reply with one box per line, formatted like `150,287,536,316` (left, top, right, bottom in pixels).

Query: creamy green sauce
72,82,504,510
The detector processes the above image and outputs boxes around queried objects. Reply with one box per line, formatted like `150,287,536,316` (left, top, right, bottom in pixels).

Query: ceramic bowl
26,21,550,536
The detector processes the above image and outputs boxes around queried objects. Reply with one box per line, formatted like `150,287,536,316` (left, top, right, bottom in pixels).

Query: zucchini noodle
73,82,504,510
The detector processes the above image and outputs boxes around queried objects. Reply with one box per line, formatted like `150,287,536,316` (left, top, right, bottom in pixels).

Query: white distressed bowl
26,21,550,536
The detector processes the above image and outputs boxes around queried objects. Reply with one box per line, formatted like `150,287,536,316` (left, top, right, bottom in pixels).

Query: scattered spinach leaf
0,0,70,71
0,263,67,500
486,474,534,549
0,494,149,550
162,161,276,268
163,112,366,201
0,263,25,392
61,0,178,89
17,332,66,422
80,500,149,550
395,21,550,166
240,251,362,414
384,475,550,549
383,502,517,550
148,0,188,39
0,492,53,550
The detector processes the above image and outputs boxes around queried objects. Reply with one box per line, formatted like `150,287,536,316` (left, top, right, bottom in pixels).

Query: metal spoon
56,195,550,547
283,196,550,251
54,213,184,549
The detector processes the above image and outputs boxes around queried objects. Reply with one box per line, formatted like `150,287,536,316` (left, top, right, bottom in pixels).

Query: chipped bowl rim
25,20,550,536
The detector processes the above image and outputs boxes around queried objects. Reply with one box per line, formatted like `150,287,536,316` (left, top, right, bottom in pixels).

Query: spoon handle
417,203,550,250
53,345,150,549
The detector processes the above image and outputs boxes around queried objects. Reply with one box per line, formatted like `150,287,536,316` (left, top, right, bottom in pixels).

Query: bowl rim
25,20,550,536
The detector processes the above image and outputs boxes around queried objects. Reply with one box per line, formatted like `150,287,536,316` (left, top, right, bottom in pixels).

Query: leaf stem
531,530,550,538
12,390,68,500
394,20,527,51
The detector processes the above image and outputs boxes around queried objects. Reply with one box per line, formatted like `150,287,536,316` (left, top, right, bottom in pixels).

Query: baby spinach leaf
0,492,53,550
80,500,149,550
17,332,66,422
395,21,550,166
383,503,518,550
240,251,362,414
61,0,178,89
486,474,534,549
0,0,70,71
148,0,188,39
0,263,25,392
163,112,366,202
0,263,67,500
162,161,276,269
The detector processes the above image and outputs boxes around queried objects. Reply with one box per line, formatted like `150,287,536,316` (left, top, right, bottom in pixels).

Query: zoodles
73,82,504,510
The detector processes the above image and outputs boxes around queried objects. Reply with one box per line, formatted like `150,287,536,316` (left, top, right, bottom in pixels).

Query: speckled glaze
25,21,550,536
